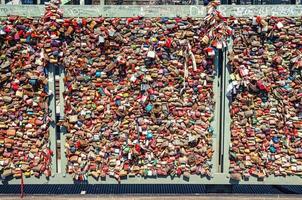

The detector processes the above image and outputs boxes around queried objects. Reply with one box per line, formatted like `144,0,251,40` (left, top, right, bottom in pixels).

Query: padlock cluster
0,16,53,179
43,0,64,65
228,17,302,180
62,17,217,181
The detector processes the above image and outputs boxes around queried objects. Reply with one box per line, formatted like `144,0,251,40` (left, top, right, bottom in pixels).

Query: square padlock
147,51,156,59
98,36,105,44
69,115,78,123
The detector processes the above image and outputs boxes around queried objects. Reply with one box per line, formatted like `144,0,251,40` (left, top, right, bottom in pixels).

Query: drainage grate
1,184,302,194
232,185,283,194
0,184,206,194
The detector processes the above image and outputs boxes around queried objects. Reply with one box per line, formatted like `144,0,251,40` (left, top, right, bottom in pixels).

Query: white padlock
147,50,156,58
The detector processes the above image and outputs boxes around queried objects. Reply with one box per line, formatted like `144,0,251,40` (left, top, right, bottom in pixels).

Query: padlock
6,129,16,136
2,169,13,178
147,51,156,59
69,115,78,123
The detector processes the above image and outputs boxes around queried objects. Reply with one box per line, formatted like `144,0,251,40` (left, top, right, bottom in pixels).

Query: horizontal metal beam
0,5,301,17
0,5,44,17
218,5,302,17
61,5,204,17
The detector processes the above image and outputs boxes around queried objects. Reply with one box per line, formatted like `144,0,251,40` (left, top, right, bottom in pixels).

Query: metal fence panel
0,5,302,185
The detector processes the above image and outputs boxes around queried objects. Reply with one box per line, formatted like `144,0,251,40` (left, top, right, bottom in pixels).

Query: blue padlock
77,121,83,127
269,146,276,153
272,136,279,143
208,126,214,133
26,36,31,43
115,99,121,106
27,111,34,115
96,71,101,78
145,103,153,112
146,131,153,140
283,84,291,91
70,146,76,153
29,78,37,86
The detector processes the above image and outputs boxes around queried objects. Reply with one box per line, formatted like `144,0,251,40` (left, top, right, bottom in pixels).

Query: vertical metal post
222,49,226,173
212,51,221,174
215,49,224,173
48,64,58,175
100,0,104,4
220,48,226,173
59,66,67,177
37,0,41,4
223,38,233,174
0,0,4,5
80,0,84,4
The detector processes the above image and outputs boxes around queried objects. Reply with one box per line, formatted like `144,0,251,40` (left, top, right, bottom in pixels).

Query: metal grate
232,185,283,194
273,185,302,194
1,184,302,194
0,184,207,194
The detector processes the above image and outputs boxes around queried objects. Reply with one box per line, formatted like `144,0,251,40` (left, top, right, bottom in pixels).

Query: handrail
0,5,301,17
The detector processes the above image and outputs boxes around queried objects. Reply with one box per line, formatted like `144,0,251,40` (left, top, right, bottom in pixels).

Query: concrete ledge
1,173,302,185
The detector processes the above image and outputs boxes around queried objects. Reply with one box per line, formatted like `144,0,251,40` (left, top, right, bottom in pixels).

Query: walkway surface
1,195,302,200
